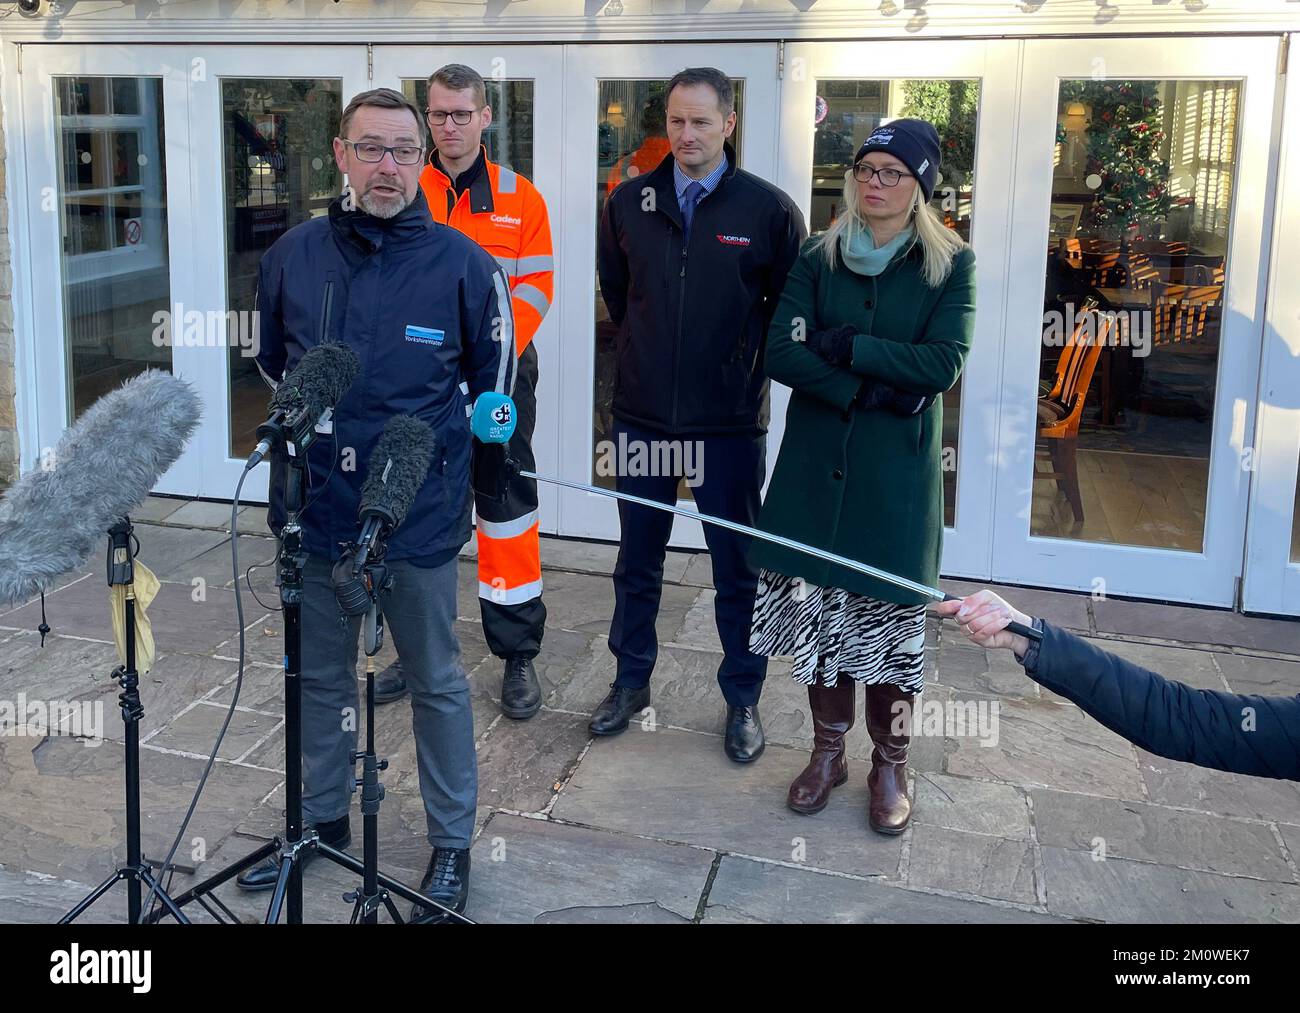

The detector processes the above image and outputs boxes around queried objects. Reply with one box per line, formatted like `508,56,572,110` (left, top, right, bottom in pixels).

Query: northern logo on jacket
405,324,446,346
716,234,752,246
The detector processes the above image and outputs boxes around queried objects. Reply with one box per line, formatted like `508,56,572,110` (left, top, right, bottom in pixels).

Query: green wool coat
750,235,977,605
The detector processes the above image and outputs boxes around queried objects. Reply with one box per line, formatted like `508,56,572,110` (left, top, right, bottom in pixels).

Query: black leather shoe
373,660,408,704
236,820,352,892
500,655,541,720
724,705,765,763
409,846,471,922
588,683,651,737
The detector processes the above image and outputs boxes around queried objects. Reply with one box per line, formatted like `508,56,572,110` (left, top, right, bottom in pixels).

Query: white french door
15,45,203,495
776,39,1021,580
555,43,780,546
188,46,370,502
1242,34,1300,616
369,45,565,535
992,37,1281,607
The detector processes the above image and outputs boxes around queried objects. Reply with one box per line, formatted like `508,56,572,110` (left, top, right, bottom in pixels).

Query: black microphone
246,342,360,469
333,415,438,616
0,370,202,607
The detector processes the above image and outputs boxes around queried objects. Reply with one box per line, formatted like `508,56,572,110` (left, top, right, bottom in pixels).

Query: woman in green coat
748,119,975,834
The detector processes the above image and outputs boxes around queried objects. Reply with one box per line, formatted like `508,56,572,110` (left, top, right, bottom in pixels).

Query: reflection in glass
1033,80,1238,551
592,80,745,494
811,79,979,527
224,80,342,457
403,79,535,180
1292,461,1300,563
55,77,171,420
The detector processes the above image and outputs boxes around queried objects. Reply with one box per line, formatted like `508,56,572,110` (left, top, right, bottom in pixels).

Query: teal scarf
839,222,915,276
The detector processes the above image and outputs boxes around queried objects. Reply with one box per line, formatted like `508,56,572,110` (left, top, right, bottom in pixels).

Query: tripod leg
58,870,127,924
136,868,191,925
265,854,296,925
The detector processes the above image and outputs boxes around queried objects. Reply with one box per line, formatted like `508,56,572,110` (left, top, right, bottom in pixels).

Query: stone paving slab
1040,845,1300,923
134,495,188,524
1211,652,1300,696
3,576,257,657
0,866,127,924
1092,597,1300,655
0,735,281,890
552,725,906,878
907,824,1039,905
701,856,1065,924
172,534,279,591
1031,788,1293,882
945,696,1146,798
1136,749,1300,825
466,813,712,924
912,772,1033,839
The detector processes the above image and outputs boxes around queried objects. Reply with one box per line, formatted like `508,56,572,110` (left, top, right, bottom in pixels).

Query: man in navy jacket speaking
241,87,516,919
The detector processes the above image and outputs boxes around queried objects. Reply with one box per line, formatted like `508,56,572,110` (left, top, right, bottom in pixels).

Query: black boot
373,659,408,704
235,816,351,892
724,704,765,763
588,683,651,736
409,846,471,922
500,655,542,720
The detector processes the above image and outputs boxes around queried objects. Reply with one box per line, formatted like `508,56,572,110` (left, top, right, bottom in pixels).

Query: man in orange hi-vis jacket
374,63,553,721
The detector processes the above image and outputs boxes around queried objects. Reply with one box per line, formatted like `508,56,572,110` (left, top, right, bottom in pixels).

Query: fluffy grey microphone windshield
359,415,438,532
0,369,202,606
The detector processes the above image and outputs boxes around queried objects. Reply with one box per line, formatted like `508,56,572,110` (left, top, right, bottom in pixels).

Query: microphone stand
165,434,462,924
61,517,190,924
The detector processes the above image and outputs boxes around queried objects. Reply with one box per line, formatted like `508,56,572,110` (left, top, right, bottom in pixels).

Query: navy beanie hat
853,118,942,202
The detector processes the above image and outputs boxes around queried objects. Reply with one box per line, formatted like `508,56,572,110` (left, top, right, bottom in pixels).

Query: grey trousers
299,552,476,849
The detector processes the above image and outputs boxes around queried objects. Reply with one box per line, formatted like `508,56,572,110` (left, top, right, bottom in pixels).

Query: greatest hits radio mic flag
470,392,517,445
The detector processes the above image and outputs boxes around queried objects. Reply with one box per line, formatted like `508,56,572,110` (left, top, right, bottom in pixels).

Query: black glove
471,438,519,504
805,323,857,367
853,379,937,417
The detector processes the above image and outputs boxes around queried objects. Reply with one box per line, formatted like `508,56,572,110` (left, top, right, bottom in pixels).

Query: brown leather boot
787,679,856,815
864,682,914,834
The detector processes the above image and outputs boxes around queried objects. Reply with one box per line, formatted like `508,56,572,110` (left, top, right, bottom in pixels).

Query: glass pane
403,78,535,180
224,79,343,457
811,79,979,527
54,77,171,420
1032,80,1238,551
592,78,745,494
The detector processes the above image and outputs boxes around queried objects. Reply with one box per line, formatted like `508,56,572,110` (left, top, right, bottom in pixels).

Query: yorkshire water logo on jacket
405,324,446,346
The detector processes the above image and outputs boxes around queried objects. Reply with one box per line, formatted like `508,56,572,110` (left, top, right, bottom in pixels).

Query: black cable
245,558,280,613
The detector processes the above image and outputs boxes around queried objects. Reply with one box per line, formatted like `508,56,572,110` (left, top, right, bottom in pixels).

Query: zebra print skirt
748,568,927,692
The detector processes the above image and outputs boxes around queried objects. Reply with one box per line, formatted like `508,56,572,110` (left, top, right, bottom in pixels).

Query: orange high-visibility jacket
419,147,554,357
418,146,552,608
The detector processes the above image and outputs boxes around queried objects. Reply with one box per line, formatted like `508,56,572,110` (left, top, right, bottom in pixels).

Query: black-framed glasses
426,109,478,126
341,139,425,165
852,163,912,187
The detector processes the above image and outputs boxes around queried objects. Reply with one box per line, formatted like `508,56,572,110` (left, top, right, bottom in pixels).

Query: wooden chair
1134,280,1223,422
1037,305,1117,525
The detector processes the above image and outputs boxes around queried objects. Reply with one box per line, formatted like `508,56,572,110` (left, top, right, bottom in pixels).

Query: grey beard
359,187,410,219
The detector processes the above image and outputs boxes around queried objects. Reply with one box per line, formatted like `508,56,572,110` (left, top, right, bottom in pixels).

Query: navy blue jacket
597,141,807,435
255,189,516,563
1026,620,1299,781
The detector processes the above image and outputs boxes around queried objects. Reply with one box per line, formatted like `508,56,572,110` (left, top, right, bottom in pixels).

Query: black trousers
607,419,768,707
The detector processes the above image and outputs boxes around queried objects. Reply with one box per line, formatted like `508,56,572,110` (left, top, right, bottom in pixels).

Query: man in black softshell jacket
936,591,1299,780
594,67,807,760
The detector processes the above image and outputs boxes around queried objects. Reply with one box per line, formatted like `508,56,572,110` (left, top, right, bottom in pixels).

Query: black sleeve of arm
1028,621,1300,780
596,197,628,327
254,250,287,386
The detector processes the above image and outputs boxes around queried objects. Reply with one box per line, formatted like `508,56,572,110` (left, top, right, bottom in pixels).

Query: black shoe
588,683,651,737
409,846,471,922
235,819,352,892
373,660,408,704
724,704,765,763
500,655,542,720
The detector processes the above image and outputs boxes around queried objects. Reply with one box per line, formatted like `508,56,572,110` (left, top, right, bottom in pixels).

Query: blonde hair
813,169,965,288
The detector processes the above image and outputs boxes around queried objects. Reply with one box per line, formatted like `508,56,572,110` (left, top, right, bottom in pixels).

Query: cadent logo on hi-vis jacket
405,324,445,346
490,214,522,228
716,234,752,246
